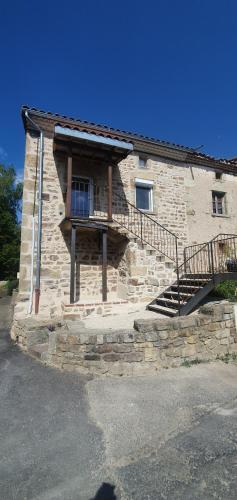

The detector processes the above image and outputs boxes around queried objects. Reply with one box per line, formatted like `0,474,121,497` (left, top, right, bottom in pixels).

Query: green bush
213,280,237,300
5,279,19,296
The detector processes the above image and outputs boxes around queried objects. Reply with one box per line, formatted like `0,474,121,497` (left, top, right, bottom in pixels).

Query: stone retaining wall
11,302,237,376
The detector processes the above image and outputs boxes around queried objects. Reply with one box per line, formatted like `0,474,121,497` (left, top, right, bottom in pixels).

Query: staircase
112,192,179,262
148,234,237,317
110,194,237,317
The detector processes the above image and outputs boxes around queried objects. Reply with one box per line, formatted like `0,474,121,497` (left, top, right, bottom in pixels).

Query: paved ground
1,297,237,499
82,302,162,330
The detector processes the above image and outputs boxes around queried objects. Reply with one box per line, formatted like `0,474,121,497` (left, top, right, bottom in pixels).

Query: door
71,177,93,217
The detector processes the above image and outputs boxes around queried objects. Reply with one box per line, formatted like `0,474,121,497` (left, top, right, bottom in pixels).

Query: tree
0,164,23,280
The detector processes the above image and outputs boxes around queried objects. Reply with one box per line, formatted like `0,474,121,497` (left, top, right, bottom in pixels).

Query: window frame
138,157,147,169
215,171,223,180
212,190,226,216
71,174,94,216
135,178,154,212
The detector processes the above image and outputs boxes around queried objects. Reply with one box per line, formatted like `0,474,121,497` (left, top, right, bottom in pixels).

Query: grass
181,358,207,368
216,352,237,364
4,279,19,296
212,280,237,301
182,352,237,367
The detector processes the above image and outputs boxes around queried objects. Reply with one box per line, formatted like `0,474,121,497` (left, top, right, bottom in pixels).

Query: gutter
25,111,44,314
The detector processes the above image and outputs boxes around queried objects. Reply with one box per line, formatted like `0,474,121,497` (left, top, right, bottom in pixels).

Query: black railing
182,234,237,275
112,191,179,263
177,234,237,307
71,182,108,219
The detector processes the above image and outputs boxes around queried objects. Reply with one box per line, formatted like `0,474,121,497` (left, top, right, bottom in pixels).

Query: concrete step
164,291,194,298
147,304,177,317
180,278,210,283
157,298,186,308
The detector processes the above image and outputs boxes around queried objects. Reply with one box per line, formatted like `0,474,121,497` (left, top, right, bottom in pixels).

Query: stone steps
62,299,128,320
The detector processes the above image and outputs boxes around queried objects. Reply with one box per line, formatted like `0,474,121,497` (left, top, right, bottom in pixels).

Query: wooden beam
70,225,76,304
102,230,108,302
107,164,113,221
66,151,72,217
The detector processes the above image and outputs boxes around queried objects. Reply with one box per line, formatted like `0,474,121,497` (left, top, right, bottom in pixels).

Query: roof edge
21,105,237,173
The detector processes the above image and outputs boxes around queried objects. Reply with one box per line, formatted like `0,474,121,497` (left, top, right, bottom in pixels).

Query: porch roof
54,125,133,154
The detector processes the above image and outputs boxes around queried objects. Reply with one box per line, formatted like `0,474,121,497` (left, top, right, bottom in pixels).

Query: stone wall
17,120,237,321
11,303,237,376
184,165,237,244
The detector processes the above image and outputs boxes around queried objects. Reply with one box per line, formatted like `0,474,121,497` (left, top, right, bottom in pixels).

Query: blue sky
1,0,237,179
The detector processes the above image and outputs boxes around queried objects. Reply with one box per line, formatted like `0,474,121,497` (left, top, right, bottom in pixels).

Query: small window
212,191,226,215
138,157,147,169
215,172,223,180
135,179,153,211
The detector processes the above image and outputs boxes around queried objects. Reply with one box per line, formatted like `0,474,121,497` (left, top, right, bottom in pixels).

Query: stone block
122,352,144,362
215,329,230,340
130,266,147,276
175,316,198,329
222,304,234,314
204,338,217,350
225,320,234,328
144,348,157,362
181,345,197,357
207,322,220,332
134,319,155,333
187,336,197,344
153,319,173,331
158,331,168,340
220,338,229,345
103,353,121,362
133,332,147,342
67,335,80,345
80,333,97,345
123,332,135,343
145,332,158,342
84,354,101,361
94,344,113,354
173,338,185,347
113,344,133,353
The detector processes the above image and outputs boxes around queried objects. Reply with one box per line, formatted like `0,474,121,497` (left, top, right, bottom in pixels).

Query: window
71,176,93,217
135,179,153,211
215,172,223,180
138,157,147,169
212,191,226,215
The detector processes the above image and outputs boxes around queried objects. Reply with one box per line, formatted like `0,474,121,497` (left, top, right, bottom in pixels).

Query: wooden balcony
53,129,133,305
66,176,112,223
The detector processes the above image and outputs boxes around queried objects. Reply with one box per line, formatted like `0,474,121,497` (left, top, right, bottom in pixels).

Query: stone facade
16,111,237,321
11,303,237,376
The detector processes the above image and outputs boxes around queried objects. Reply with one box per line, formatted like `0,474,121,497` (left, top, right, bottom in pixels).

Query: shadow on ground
91,482,117,499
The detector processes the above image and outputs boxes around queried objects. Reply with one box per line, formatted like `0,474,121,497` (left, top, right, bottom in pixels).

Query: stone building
16,106,237,320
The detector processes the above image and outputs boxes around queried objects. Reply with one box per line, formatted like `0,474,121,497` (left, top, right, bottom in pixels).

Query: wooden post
102,229,107,302
107,164,113,221
70,225,76,303
66,151,72,217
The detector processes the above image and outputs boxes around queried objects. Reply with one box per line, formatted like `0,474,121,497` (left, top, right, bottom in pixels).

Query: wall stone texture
17,123,237,321
11,302,237,376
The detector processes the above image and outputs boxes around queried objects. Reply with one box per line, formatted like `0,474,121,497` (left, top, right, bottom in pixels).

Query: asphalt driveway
0,296,237,499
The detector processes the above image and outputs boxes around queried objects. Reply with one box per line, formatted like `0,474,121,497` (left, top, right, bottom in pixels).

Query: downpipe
25,111,44,314
175,238,181,316
28,215,35,314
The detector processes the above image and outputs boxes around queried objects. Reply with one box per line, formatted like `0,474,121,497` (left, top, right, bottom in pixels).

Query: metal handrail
112,191,179,262
113,191,178,237
180,233,237,272
174,234,237,313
